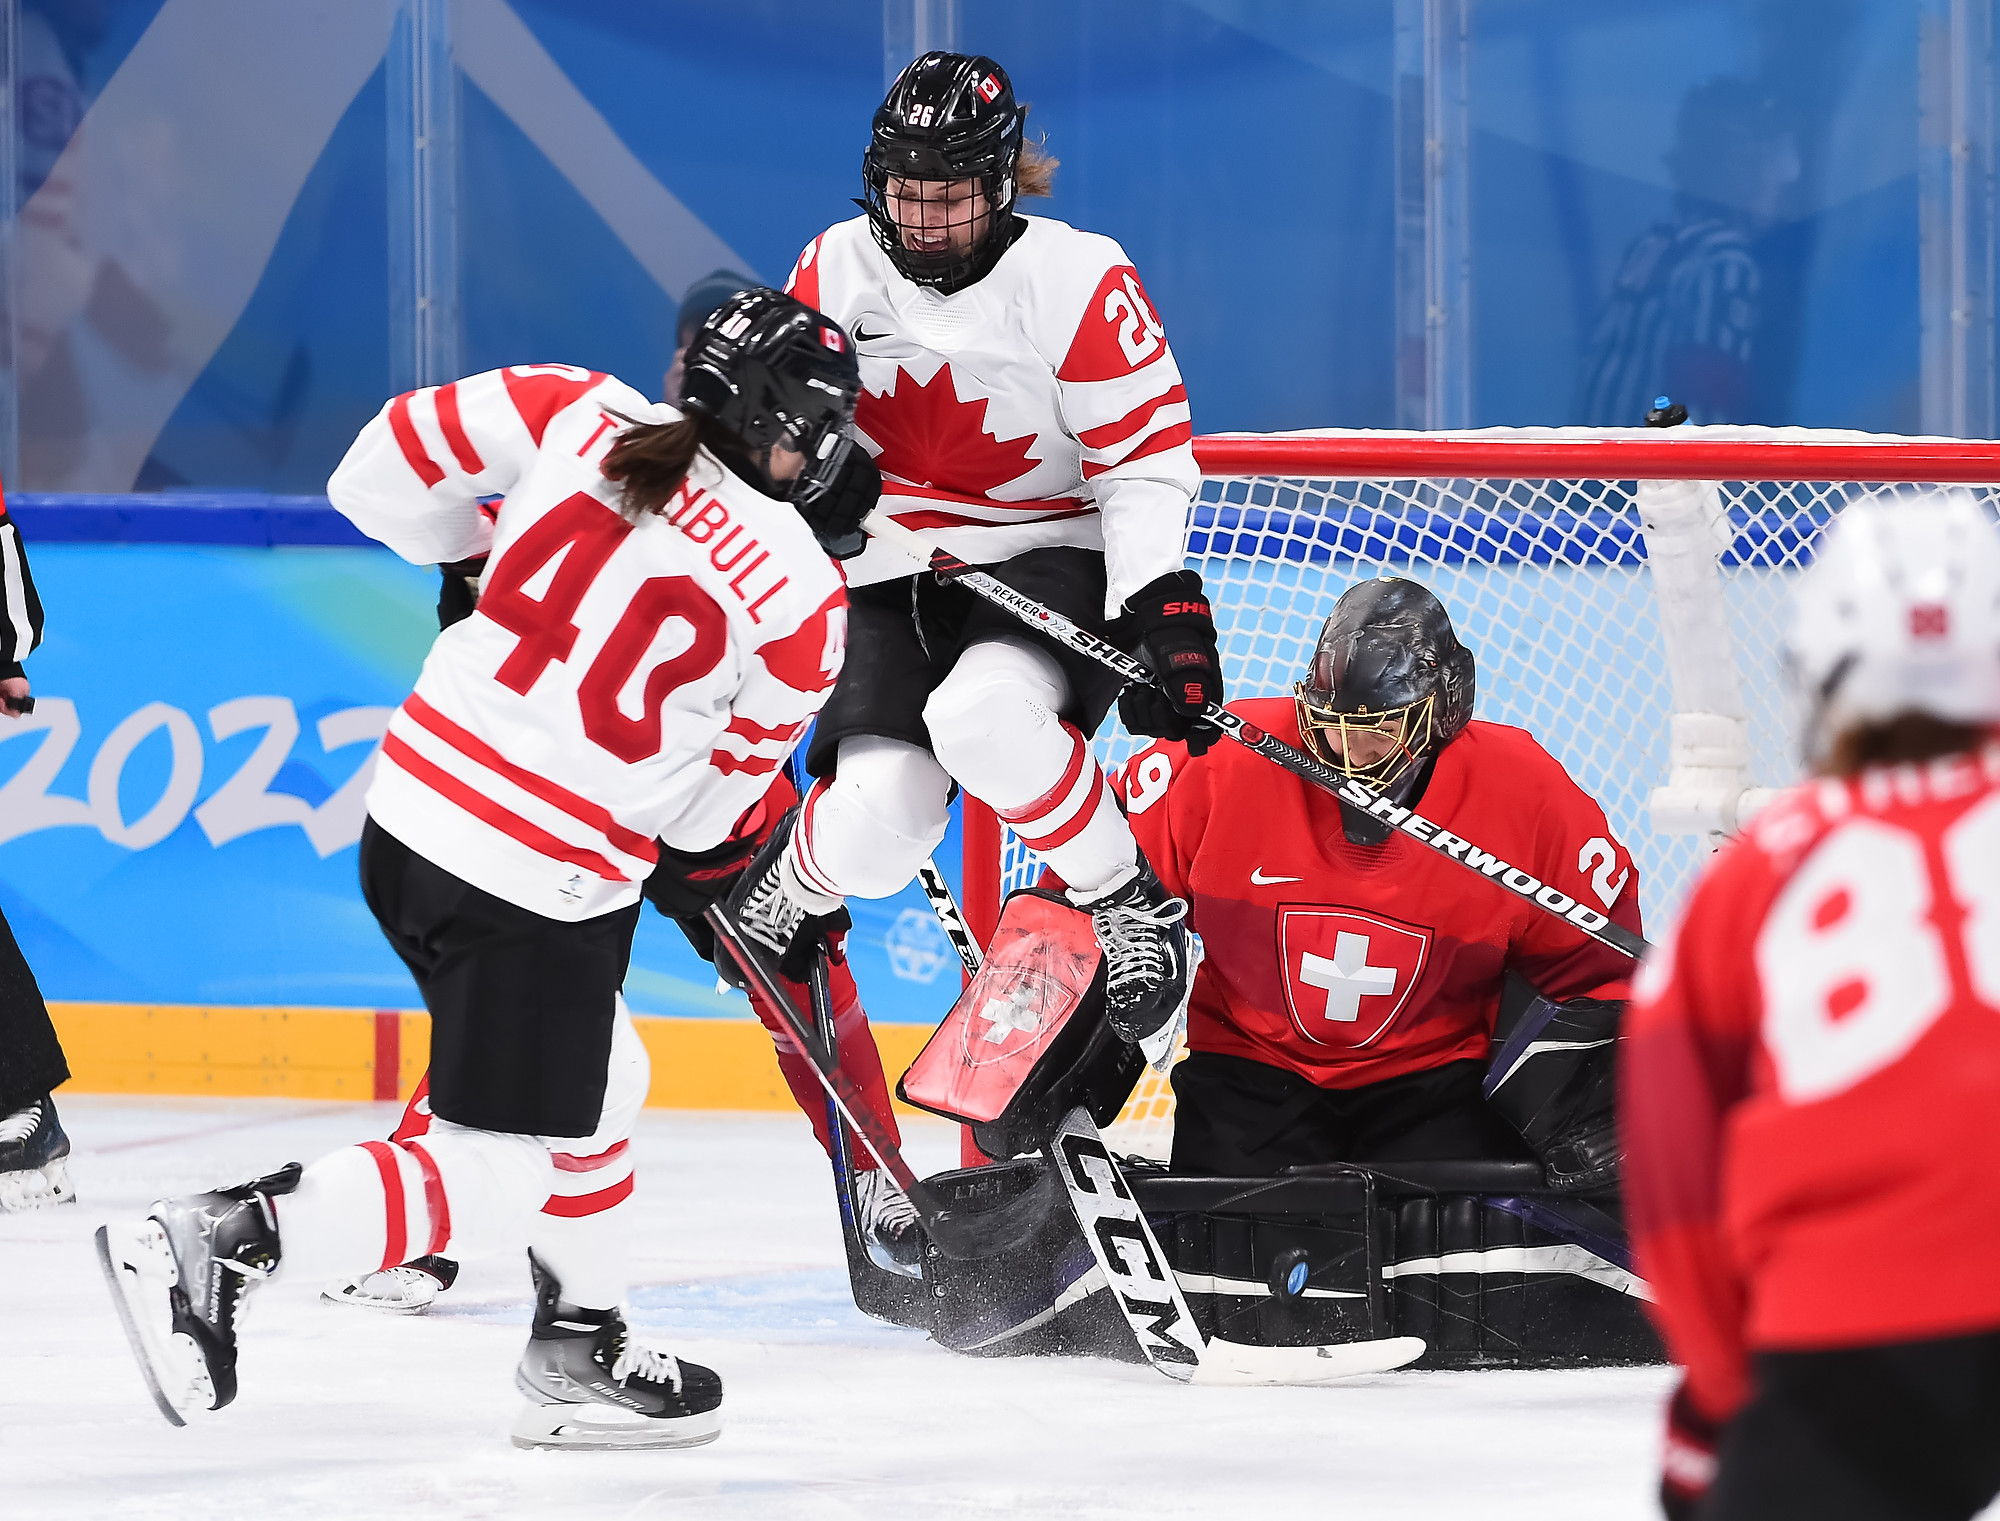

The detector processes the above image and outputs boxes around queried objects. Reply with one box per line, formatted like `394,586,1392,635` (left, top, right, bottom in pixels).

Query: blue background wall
12,0,1953,498
0,0,1968,1012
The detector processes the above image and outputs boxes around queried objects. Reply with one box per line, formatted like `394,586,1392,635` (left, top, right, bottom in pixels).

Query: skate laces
1093,895,1188,993
608,1329,684,1394
0,1101,43,1144
739,863,804,952
860,1169,919,1232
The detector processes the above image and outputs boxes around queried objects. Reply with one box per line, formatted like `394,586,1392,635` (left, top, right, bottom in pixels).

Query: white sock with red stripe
274,1126,551,1281
792,735,953,900
926,639,1137,895
527,995,650,1307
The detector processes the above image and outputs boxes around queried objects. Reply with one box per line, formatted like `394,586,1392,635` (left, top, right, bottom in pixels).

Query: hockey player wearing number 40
96,289,873,1450
1626,493,2000,1521
759,52,1219,1105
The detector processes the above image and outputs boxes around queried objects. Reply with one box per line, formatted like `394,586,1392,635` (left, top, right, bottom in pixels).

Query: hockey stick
704,903,1031,1262
910,859,1423,1383
862,511,1648,962
916,857,984,975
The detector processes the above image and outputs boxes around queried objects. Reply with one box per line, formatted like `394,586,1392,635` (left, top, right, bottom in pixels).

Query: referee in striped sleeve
0,493,74,1211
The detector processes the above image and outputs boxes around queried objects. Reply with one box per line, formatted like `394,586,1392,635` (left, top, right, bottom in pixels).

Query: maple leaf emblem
855,365,1040,496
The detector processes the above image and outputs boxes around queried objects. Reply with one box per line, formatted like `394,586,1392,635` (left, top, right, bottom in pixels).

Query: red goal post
955,426,2000,1158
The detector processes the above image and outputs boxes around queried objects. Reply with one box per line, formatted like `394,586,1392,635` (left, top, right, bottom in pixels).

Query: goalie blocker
888,889,1653,1367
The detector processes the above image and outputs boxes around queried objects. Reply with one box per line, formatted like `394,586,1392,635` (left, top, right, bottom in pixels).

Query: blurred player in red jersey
769,52,1220,1065
1116,577,1640,1184
97,291,873,1449
1624,494,2000,1521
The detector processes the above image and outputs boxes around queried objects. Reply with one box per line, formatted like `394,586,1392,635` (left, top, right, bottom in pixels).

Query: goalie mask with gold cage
1295,578,1476,800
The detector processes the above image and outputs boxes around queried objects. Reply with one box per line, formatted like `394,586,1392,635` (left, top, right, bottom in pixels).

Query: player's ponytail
1017,107,1058,197
602,414,712,519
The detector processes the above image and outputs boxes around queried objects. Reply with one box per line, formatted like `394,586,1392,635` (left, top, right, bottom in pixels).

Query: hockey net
965,426,2000,1160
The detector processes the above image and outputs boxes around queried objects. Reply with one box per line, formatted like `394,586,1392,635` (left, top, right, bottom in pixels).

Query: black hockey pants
1703,1329,2000,1521
1169,1052,1534,1175
0,905,66,1114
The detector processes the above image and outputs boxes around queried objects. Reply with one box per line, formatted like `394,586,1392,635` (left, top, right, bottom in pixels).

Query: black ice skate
1069,860,1197,1044
854,1165,924,1278
95,1163,300,1425
321,1253,460,1314
512,1252,723,1450
0,1093,75,1211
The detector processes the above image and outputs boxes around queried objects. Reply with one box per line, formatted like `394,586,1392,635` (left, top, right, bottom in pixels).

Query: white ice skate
855,1165,924,1277
96,1163,299,1425
0,1095,76,1212
511,1252,723,1451
321,1254,459,1314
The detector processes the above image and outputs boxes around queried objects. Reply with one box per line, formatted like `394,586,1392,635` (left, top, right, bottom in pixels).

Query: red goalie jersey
1118,697,1641,1089
329,365,847,922
785,214,1197,615
1624,751,2000,1422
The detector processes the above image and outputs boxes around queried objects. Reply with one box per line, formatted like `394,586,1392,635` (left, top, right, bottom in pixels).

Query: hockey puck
1270,1247,1311,1300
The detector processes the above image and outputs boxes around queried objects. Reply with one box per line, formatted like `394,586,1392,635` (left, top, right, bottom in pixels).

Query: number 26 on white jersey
1755,795,2000,1103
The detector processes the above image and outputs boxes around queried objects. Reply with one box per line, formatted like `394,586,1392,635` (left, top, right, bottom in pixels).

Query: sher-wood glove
1118,570,1224,756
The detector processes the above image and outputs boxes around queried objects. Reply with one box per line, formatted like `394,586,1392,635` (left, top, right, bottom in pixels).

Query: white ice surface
7,1096,1676,1520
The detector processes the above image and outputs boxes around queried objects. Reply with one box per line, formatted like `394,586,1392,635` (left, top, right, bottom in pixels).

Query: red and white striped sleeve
1051,251,1199,609
329,365,648,566
659,584,849,853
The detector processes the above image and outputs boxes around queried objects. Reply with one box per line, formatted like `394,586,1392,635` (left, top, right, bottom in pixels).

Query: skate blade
509,1400,722,1451
319,1280,436,1316
0,1157,77,1212
95,1221,214,1425
858,1230,924,1280
1189,1335,1427,1387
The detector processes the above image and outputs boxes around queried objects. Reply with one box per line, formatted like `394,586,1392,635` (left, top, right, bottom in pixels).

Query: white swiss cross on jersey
1276,907,1432,1049
785,214,1198,616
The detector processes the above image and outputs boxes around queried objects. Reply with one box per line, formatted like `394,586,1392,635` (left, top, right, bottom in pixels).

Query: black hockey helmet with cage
862,51,1026,294
1296,578,1476,799
678,287,863,533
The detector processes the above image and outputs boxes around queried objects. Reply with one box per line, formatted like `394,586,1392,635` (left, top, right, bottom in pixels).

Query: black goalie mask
862,51,1026,294
678,288,862,531
1297,578,1476,843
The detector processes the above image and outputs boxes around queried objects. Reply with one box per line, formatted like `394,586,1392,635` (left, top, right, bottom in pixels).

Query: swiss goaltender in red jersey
1624,749,2000,1421
329,365,847,923
785,214,1196,615
1117,697,1641,1088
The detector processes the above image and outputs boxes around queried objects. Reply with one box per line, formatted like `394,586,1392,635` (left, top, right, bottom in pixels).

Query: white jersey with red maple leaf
329,364,848,922
785,214,1198,615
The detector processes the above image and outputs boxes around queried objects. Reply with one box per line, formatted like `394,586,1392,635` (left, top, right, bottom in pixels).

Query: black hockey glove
721,809,851,984
437,555,488,630
1485,992,1623,1193
1118,570,1224,756
643,831,766,966
799,445,878,560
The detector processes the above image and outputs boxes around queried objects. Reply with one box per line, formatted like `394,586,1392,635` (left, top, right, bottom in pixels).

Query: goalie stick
863,511,1648,963
912,858,1424,1384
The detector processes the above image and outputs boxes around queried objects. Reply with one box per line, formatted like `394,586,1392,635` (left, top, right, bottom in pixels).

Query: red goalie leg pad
751,953,902,1168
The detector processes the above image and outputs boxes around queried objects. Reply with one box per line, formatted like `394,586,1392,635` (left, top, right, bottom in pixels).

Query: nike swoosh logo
1250,868,1302,885
853,324,890,342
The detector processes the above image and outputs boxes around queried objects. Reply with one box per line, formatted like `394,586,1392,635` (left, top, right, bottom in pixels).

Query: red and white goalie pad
898,889,1143,1158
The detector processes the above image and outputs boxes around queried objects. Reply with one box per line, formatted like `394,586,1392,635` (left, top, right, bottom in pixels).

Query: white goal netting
980,427,2000,1158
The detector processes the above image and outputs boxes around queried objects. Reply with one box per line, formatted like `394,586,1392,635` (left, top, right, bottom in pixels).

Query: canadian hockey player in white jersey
776,52,1222,1072
95,290,872,1450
